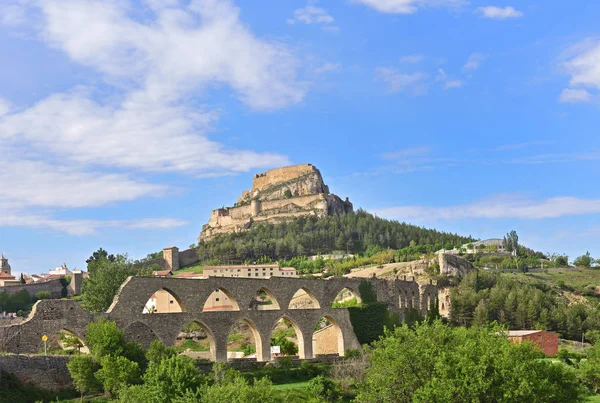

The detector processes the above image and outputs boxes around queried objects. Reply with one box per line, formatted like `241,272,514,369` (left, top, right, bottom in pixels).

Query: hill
196,209,475,264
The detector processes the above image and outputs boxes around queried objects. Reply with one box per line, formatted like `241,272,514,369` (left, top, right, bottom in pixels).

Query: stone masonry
0,276,436,362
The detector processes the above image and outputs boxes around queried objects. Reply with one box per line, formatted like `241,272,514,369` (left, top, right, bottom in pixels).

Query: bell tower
0,254,11,275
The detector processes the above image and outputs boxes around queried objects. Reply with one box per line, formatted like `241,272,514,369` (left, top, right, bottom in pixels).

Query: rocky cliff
199,164,353,240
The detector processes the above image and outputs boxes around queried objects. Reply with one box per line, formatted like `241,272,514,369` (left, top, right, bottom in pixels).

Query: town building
203,264,297,278
506,330,558,356
48,263,72,277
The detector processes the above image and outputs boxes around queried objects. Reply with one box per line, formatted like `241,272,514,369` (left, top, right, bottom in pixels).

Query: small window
170,300,174,304
248,273,251,277
255,273,258,276
216,298,220,302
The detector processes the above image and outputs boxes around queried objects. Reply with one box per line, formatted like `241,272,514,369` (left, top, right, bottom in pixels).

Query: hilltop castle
199,164,353,239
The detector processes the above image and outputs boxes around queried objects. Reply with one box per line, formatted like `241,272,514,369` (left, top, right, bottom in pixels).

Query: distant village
0,254,86,287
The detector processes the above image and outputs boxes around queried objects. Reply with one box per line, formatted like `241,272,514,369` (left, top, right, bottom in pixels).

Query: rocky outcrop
199,164,353,239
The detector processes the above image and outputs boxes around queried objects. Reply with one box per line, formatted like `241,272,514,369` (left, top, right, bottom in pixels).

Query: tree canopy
197,210,474,263
356,321,585,403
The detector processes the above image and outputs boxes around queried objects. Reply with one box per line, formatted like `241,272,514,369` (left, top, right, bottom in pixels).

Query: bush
307,375,339,402
96,355,140,397
86,318,125,360
146,340,176,363
142,355,203,401
34,291,52,300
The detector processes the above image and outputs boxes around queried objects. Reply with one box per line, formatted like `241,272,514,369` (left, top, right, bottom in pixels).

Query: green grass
173,339,209,352
272,381,310,390
587,395,600,402
175,261,204,274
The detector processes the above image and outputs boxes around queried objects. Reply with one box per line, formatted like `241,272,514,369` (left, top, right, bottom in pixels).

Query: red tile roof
152,270,172,277
0,273,15,279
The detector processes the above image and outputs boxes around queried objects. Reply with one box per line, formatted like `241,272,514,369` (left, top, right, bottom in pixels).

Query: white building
203,264,297,278
48,263,72,277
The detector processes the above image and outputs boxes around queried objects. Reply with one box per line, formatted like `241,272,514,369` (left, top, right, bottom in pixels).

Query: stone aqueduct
0,276,437,362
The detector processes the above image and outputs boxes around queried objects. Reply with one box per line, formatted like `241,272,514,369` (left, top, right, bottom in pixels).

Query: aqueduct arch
0,276,434,361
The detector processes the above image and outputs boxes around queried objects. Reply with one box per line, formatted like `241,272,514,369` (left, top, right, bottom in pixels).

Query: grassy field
175,261,204,274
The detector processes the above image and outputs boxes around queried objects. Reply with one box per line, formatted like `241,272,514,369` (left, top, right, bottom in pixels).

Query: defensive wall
0,272,83,299
0,276,437,363
0,355,73,391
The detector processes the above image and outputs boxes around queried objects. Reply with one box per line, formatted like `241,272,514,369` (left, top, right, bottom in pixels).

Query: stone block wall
0,278,64,299
0,355,73,390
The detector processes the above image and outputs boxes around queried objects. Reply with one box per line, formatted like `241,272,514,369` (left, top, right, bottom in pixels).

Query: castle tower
0,254,11,275
162,247,180,271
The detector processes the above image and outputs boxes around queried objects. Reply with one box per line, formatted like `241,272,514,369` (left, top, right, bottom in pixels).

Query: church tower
0,255,11,276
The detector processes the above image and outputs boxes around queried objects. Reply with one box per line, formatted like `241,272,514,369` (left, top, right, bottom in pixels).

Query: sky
0,0,599,275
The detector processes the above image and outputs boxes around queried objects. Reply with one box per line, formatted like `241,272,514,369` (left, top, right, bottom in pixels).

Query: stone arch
248,287,280,311
202,287,240,312
270,315,305,359
124,321,160,348
226,318,263,361
332,287,362,308
312,315,344,357
288,287,321,309
142,287,185,313
177,320,217,361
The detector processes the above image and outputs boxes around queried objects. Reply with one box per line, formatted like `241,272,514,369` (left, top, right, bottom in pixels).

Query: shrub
34,291,52,300
307,375,339,402
96,355,140,397
142,355,203,401
85,318,125,360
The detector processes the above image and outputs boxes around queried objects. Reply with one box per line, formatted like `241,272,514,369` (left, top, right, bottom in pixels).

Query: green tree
146,340,176,363
67,355,101,400
356,321,585,403
503,230,519,255
579,343,600,392
96,355,140,398
573,252,594,268
19,273,25,284
81,253,139,312
142,355,203,401
85,318,125,360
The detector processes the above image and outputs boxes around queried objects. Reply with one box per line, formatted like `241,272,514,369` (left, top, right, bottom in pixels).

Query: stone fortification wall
200,164,352,239
252,164,318,192
178,248,199,268
0,355,73,391
0,272,83,299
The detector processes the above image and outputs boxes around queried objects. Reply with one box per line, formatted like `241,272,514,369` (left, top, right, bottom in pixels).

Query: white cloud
444,80,463,89
288,3,334,25
0,98,11,116
375,195,600,221
562,39,600,89
0,0,299,176
476,6,523,19
0,0,305,234
353,0,466,15
0,160,166,210
375,67,428,95
462,53,485,71
0,213,188,236
314,63,341,74
401,54,424,64
559,88,592,103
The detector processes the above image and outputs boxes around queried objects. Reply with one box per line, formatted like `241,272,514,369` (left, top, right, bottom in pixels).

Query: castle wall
252,164,317,191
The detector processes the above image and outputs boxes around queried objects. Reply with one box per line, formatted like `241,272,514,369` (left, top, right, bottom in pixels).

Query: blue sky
1,0,599,275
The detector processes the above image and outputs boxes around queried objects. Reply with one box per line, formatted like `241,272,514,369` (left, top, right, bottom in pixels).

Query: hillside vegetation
196,209,475,264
